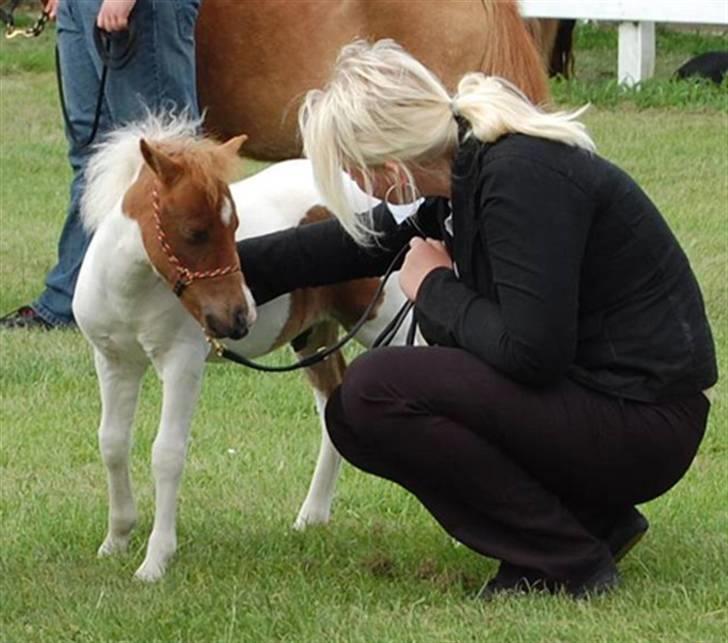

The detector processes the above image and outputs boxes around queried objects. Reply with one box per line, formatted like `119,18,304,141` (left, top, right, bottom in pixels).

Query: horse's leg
135,343,207,582
293,322,346,530
95,349,147,557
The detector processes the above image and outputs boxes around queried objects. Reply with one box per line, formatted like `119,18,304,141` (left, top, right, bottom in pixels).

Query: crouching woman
238,40,717,598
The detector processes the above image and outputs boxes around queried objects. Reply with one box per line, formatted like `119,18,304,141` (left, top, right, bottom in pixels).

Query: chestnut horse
197,0,551,160
73,115,413,581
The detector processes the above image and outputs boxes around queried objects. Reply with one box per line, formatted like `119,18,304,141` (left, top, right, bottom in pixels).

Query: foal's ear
140,139,183,185
219,133,248,158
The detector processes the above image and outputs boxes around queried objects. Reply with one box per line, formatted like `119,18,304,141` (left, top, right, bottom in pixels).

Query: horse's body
197,0,550,159
73,117,410,581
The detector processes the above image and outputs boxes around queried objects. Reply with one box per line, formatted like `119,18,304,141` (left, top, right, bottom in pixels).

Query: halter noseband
152,183,240,297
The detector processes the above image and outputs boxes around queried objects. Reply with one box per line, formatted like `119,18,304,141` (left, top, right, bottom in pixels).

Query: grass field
550,23,728,108
1,17,727,643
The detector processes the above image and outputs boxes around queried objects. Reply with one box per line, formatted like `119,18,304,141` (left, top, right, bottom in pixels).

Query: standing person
236,40,717,598
1,0,201,329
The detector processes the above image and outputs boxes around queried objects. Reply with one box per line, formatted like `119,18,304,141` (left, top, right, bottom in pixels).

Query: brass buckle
206,336,226,358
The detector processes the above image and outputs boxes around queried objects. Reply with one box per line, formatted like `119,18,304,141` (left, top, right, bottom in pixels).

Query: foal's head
124,134,254,340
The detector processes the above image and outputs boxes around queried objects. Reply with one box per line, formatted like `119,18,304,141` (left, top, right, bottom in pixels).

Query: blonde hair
299,39,595,244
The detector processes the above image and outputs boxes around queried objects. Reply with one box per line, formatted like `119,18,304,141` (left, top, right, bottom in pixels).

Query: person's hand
399,238,453,301
97,0,137,32
45,0,59,20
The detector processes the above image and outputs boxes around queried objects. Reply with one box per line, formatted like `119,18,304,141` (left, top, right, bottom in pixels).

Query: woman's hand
97,0,137,32
399,238,453,301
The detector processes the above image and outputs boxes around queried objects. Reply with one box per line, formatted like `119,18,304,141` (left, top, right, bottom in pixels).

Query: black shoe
0,305,54,330
607,507,649,563
565,561,620,599
478,558,620,601
476,562,555,600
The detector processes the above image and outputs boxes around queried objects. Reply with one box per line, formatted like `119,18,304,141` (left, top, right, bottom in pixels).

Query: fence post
617,21,655,87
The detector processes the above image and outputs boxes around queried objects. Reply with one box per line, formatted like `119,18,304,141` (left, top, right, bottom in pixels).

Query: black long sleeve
415,157,591,385
237,199,443,305
236,133,717,401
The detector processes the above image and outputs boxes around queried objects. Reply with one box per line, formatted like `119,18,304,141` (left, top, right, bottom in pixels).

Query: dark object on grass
675,51,728,85
0,305,54,330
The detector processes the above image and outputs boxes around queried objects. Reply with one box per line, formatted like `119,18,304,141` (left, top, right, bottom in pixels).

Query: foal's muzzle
204,305,249,340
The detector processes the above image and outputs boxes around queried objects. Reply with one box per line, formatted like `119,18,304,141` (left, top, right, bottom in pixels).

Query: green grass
1,19,728,643
550,23,728,109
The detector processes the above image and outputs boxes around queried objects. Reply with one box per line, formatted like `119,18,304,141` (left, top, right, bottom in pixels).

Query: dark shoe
0,305,54,330
607,507,649,563
476,562,555,600
479,558,620,601
565,561,620,599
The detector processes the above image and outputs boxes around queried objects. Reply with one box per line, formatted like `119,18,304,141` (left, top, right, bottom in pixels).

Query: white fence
519,0,728,86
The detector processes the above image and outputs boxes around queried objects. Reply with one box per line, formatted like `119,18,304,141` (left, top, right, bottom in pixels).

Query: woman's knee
338,347,406,422
324,348,408,446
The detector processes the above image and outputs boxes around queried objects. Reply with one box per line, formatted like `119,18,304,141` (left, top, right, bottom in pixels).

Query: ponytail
452,74,595,151
299,40,595,245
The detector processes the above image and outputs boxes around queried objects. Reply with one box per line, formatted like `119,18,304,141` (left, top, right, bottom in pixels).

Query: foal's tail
478,0,551,106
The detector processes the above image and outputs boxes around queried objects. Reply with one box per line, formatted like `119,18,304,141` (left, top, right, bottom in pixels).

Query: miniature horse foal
73,117,409,581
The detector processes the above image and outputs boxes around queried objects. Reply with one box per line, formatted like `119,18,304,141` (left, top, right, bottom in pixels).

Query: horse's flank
197,0,550,160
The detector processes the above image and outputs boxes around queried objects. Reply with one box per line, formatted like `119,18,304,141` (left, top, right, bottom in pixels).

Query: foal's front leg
135,344,207,582
95,350,147,557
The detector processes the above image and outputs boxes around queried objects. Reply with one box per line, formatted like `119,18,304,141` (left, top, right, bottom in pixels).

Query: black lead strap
93,22,138,71
371,299,414,349
211,241,418,373
56,23,137,148
56,46,107,148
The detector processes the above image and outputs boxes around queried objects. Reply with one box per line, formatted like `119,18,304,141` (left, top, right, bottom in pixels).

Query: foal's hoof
97,535,130,557
134,558,167,583
134,534,176,582
293,505,331,531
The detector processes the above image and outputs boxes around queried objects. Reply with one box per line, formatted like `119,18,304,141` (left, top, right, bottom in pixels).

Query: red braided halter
152,184,240,297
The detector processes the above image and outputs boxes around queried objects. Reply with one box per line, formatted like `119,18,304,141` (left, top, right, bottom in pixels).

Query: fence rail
519,0,728,86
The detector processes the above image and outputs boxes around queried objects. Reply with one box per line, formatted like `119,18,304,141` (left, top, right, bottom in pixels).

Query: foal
73,116,409,581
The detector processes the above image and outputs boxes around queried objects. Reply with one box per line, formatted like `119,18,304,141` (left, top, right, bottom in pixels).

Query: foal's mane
80,113,235,233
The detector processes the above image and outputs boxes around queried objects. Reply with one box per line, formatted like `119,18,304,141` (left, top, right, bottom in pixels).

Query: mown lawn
551,22,728,108
1,17,727,643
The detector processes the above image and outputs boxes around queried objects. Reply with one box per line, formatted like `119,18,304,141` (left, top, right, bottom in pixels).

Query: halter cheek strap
152,184,241,297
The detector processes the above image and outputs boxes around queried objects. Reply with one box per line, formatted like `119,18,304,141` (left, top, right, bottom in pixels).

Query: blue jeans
35,0,201,326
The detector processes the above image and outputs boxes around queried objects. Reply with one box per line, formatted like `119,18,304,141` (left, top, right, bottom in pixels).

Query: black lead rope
405,306,419,346
56,45,107,148
56,23,137,148
371,299,414,348
211,242,417,373
93,22,137,71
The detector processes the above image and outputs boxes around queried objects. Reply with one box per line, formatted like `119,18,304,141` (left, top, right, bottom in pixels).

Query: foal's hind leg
95,350,147,557
293,322,346,530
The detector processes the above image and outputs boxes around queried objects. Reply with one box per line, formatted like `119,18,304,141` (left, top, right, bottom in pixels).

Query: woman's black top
237,134,717,403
